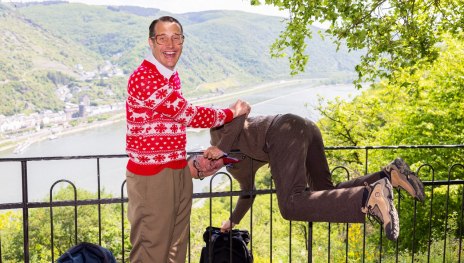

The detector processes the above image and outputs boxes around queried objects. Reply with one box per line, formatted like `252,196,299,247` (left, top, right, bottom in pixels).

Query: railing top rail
0,144,463,162
325,144,464,150
0,154,128,162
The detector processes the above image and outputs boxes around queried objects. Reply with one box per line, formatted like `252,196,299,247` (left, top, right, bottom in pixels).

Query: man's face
193,155,225,178
149,21,183,70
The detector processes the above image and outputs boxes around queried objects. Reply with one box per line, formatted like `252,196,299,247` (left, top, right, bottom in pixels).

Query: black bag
200,226,253,263
56,242,117,263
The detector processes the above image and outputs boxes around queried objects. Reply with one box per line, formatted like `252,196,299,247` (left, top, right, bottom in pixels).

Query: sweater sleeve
127,69,233,128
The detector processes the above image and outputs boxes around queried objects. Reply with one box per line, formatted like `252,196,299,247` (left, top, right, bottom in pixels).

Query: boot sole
367,179,399,241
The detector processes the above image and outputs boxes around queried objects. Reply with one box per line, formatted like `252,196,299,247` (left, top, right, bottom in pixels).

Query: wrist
224,109,234,122
230,108,237,118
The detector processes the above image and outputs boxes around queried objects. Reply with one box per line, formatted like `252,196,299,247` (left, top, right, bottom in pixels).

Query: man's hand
203,146,225,160
229,99,251,118
220,219,236,232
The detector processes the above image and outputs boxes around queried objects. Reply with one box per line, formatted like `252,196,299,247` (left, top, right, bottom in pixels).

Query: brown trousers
126,166,192,262
265,114,384,223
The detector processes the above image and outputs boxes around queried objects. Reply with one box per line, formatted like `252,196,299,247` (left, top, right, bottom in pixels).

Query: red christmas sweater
126,59,233,175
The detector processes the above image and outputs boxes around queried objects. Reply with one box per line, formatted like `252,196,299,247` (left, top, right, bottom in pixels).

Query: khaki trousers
126,166,192,262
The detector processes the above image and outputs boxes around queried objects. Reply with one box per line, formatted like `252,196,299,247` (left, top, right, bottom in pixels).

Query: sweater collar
145,52,176,80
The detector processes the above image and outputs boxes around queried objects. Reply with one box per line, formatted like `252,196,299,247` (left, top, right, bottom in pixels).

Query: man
125,16,250,262
187,114,425,241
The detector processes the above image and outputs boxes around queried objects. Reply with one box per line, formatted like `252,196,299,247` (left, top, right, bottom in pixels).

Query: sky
9,0,290,17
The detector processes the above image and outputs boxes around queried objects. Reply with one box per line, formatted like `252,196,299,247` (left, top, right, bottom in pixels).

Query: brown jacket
210,115,281,224
211,114,377,225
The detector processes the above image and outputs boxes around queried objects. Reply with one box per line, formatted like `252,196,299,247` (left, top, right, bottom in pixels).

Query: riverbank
0,112,125,155
191,78,323,106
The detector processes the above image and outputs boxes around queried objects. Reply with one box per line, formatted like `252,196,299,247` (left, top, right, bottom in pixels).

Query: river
0,81,360,203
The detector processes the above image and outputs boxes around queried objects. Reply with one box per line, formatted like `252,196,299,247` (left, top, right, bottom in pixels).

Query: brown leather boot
384,158,425,202
362,178,399,241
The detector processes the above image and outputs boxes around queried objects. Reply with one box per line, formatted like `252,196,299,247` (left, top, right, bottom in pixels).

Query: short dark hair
149,16,183,38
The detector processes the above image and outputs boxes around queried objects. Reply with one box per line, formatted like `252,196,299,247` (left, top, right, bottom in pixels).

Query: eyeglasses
150,34,184,45
193,155,205,180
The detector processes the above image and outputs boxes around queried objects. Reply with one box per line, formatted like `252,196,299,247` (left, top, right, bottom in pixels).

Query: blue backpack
200,226,253,263
56,242,117,263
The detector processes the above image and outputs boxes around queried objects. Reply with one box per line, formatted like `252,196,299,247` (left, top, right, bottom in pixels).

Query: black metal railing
0,145,463,262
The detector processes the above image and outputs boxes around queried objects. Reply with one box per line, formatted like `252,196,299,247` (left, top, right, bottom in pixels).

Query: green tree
316,35,464,252
252,0,464,87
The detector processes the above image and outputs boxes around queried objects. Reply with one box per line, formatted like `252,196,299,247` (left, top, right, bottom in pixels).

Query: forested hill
0,1,362,116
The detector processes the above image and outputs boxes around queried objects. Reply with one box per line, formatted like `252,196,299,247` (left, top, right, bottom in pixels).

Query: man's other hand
229,99,251,118
220,219,236,232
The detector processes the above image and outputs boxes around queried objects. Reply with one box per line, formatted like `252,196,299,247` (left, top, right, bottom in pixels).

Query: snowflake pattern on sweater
126,60,233,175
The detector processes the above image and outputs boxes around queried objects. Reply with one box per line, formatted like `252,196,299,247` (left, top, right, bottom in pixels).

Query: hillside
0,3,105,115
0,2,362,117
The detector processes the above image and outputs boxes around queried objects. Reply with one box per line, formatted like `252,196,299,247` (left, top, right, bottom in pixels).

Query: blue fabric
56,242,117,263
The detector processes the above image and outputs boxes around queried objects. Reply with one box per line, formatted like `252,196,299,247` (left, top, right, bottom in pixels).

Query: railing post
0,230,3,263
459,177,464,262
363,148,369,263
121,180,127,263
307,222,312,263
21,161,29,263
289,221,292,262
270,176,273,263
50,180,78,262
97,158,102,245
